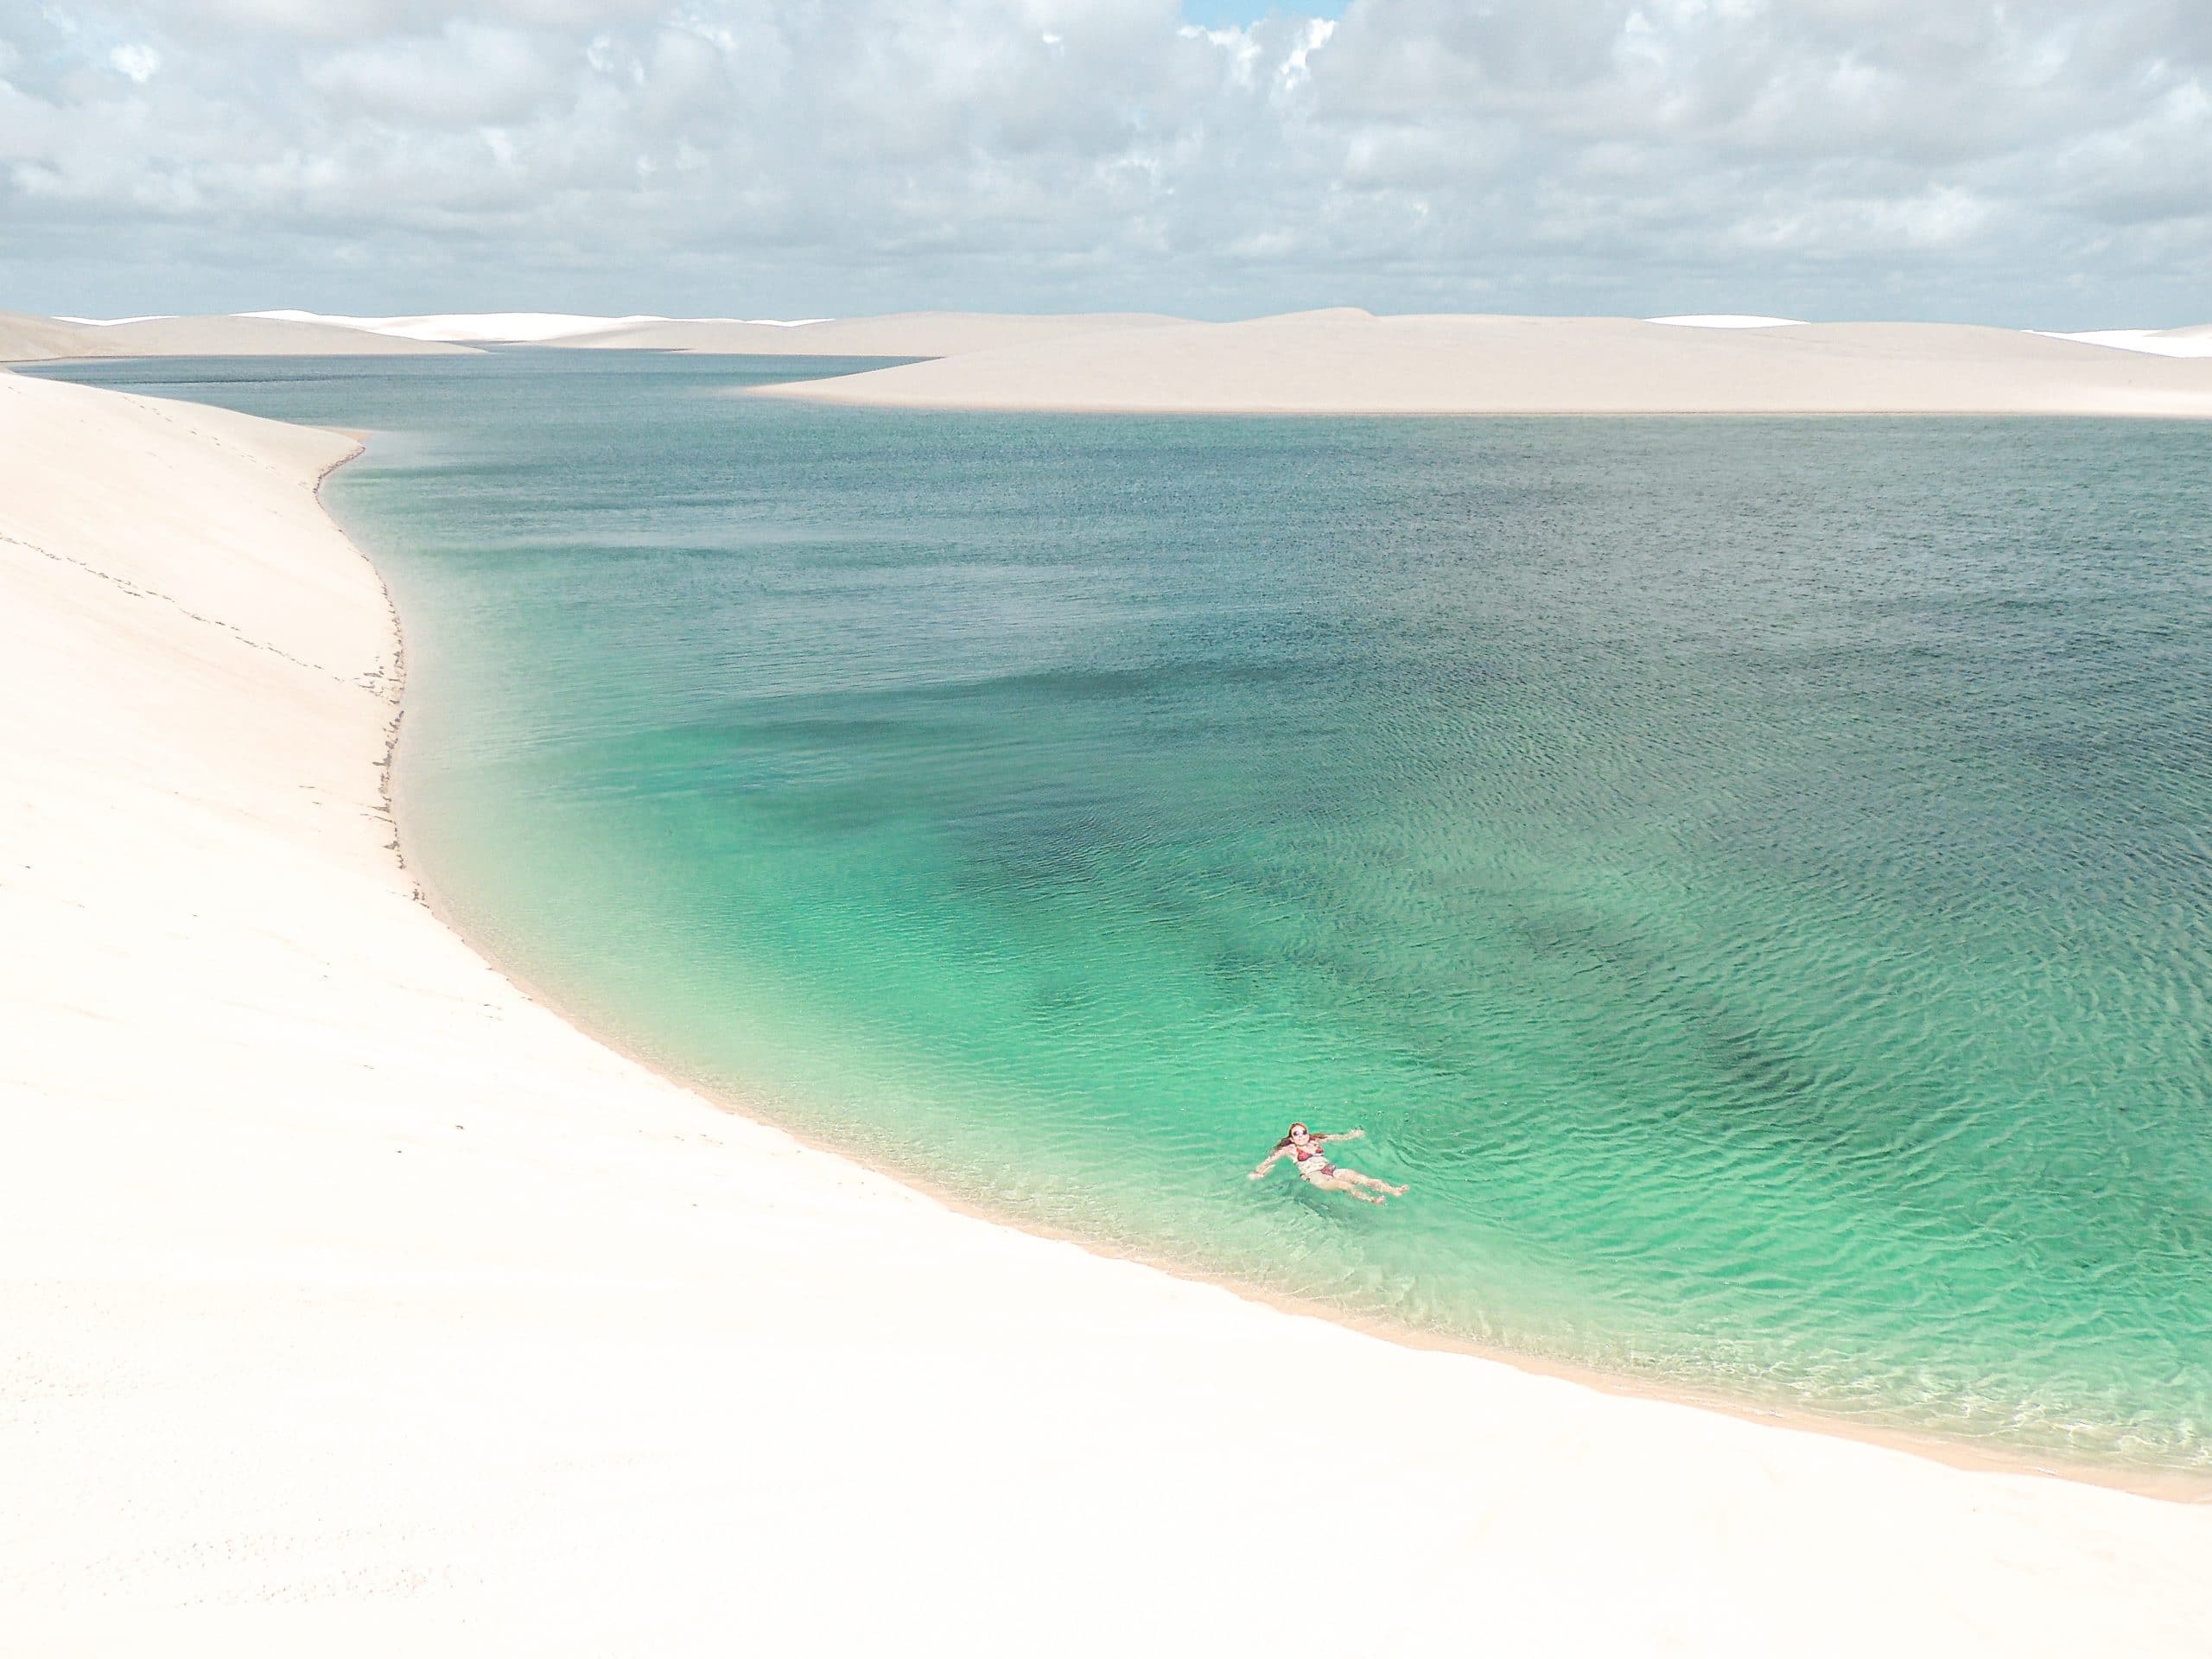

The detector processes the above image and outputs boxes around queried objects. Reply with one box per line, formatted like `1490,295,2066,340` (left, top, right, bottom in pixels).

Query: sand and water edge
6,363,2212,1654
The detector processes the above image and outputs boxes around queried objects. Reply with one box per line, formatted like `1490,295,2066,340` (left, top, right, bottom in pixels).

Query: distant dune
549,311,1188,356
4,308,1185,361
1646,314,1807,328
758,309,2212,416
0,310,93,362
0,311,475,362
13,308,2209,407
2045,325,2212,359
242,309,665,344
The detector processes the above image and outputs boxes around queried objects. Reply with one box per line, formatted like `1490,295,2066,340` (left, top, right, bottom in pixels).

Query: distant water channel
35,352,2212,1478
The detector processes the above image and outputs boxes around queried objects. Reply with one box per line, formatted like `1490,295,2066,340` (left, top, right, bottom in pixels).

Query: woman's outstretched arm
1249,1144,1291,1179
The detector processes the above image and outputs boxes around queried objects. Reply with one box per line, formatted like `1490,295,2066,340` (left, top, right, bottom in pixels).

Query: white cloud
107,41,156,80
308,23,559,126
1280,17,1332,91
0,0,2206,325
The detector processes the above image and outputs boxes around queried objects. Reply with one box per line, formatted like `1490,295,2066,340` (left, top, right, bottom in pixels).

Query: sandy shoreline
406,823,2205,1505
0,308,475,363
754,311,2212,416
0,308,1181,365
6,365,2212,1654
16,308,2212,417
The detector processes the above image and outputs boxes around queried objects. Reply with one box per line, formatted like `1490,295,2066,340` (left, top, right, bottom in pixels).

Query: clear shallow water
34,354,2212,1475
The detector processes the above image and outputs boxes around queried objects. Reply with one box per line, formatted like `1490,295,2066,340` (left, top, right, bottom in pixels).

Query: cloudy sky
2,1,2206,325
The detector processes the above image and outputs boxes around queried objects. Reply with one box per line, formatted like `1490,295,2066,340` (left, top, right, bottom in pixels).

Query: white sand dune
1646,314,1807,328
0,308,99,362
7,307,1185,361
0,310,474,362
2042,327,2212,359
760,309,2212,416
245,309,675,344
550,309,1188,356
85,315,478,357
4,365,2212,1655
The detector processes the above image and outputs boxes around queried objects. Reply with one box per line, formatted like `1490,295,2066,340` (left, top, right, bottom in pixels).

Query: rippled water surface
36,353,2212,1473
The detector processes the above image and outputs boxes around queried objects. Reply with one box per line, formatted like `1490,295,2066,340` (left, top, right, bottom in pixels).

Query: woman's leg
1307,1172,1386,1205
1338,1167,1408,1197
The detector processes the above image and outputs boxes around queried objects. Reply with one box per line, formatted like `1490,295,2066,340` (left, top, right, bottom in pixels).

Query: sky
0,1,2206,326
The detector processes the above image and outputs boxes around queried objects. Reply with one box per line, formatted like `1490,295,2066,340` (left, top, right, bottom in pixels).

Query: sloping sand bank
244,309,673,343
550,309,1186,355
3,367,2209,1656
0,308,94,362
2050,325,2212,359
2,308,1181,363
759,309,2212,415
0,311,476,363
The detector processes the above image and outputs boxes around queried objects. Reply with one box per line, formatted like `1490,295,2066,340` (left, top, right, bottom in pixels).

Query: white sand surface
550,309,1187,355
760,309,2212,415
1646,314,1807,328
7,308,1184,362
2042,327,2212,359
0,308,99,362
4,365,2211,1656
0,312,474,362
244,310,676,344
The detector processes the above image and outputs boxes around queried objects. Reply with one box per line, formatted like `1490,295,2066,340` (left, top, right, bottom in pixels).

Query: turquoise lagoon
33,353,2212,1476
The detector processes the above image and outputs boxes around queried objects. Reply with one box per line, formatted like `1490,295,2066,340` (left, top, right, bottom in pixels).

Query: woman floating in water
1249,1122,1408,1205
